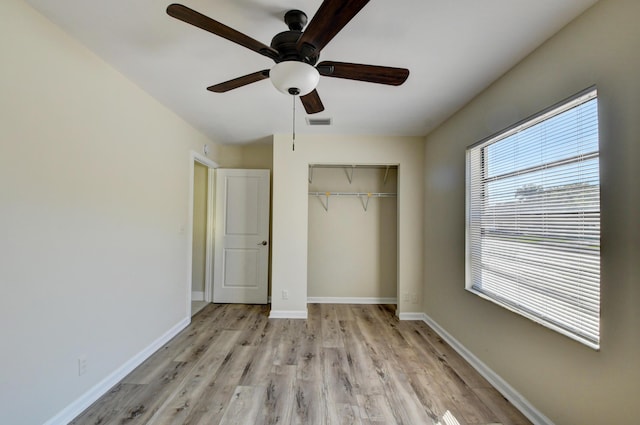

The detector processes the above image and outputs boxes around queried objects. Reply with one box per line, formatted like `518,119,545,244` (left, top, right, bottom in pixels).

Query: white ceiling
25,0,598,145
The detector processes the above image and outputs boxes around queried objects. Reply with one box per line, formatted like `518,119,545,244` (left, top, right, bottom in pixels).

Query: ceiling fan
166,0,409,114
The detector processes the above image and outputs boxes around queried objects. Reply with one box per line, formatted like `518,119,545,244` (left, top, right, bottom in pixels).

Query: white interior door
213,169,270,303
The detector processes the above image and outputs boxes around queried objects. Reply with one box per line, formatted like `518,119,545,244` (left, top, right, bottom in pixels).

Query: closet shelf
309,191,397,212
308,164,396,185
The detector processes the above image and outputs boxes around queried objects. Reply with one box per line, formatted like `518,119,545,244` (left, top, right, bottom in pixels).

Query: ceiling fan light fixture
270,61,319,96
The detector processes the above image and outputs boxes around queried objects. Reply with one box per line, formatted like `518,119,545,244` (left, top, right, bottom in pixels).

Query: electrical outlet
78,356,87,376
411,292,418,304
402,292,411,302
282,290,289,300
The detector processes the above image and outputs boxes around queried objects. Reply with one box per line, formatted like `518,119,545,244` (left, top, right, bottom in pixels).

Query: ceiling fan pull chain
292,95,296,151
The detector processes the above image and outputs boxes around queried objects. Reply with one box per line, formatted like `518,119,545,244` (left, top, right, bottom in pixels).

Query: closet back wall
308,167,397,301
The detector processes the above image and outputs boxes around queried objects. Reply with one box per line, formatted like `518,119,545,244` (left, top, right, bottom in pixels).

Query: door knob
258,240,268,246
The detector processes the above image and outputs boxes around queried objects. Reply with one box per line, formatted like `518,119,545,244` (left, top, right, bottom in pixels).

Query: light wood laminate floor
71,304,532,425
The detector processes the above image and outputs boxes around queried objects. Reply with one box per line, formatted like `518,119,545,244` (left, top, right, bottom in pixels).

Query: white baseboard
191,291,204,301
421,313,554,425
398,312,424,320
43,317,191,425
269,310,308,319
307,297,397,304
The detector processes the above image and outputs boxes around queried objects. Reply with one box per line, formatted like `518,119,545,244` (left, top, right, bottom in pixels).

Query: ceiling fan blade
300,90,325,114
207,70,270,93
167,4,278,61
296,0,370,58
317,61,409,86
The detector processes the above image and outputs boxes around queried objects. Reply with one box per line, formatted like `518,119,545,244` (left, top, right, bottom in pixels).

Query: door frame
187,151,218,315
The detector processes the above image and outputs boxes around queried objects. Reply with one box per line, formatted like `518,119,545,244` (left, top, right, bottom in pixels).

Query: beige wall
0,1,226,424
422,0,640,423
272,134,423,316
218,142,273,169
308,166,397,299
191,162,208,293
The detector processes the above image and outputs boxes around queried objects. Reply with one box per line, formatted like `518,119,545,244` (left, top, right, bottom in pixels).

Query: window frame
465,86,600,349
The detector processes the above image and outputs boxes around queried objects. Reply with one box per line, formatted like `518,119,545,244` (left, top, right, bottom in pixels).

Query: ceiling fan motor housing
271,10,319,65
284,9,307,31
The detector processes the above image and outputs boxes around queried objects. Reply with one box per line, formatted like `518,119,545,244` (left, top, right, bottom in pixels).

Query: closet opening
307,164,398,307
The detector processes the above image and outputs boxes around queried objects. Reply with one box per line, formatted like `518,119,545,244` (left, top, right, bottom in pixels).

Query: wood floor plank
380,360,439,425
296,307,322,382
290,377,327,425
320,303,345,348
235,308,271,347
391,331,473,422
122,351,181,386
334,402,364,425
145,329,241,425
333,303,356,321
323,347,356,404
406,370,459,423
369,305,411,350
218,385,265,425
351,309,433,424
185,345,258,425
400,326,497,424
71,303,532,425
68,383,144,425
356,394,398,424
78,360,191,425
239,319,282,386
254,365,296,425
171,319,229,363
341,318,386,397
473,387,532,425
409,320,493,389
274,318,306,366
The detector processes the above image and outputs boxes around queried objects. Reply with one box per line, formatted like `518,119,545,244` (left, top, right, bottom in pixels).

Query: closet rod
308,192,397,197
309,192,397,212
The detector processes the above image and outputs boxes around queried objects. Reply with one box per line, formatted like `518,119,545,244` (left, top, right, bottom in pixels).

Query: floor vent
306,117,332,126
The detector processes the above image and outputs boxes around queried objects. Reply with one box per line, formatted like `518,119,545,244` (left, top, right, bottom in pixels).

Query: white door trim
187,151,218,315
204,168,216,303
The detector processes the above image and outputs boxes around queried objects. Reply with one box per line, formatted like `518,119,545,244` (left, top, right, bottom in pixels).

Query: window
466,88,600,349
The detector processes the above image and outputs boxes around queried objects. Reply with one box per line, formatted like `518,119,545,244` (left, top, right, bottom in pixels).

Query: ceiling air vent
306,117,332,126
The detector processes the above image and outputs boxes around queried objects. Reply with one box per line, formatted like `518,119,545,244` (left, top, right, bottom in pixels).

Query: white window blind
466,88,600,349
